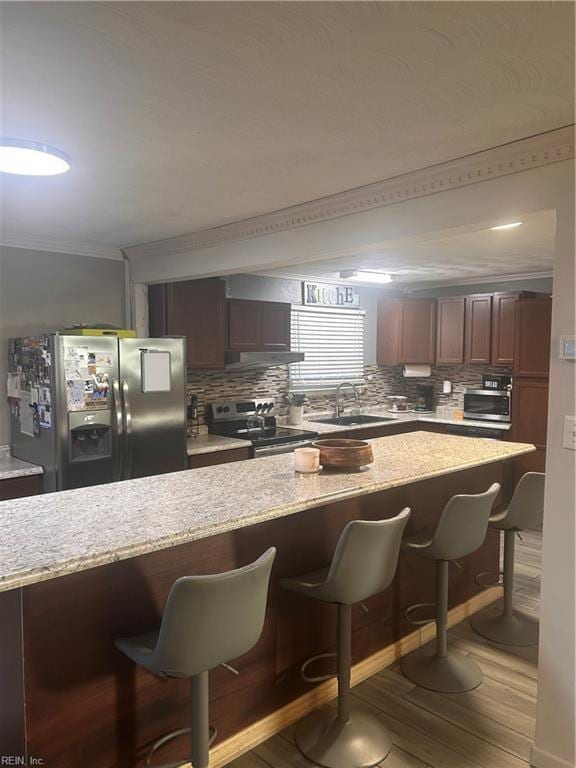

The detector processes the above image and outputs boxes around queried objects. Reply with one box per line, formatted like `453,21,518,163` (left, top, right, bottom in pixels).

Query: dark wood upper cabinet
377,299,401,365
398,299,437,364
514,297,552,377
227,299,261,351
227,299,291,352
148,278,227,369
436,297,466,364
491,292,519,366
465,294,492,364
260,302,291,351
377,298,436,365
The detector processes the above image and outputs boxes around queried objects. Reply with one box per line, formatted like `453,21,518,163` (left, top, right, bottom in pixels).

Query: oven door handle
254,439,315,457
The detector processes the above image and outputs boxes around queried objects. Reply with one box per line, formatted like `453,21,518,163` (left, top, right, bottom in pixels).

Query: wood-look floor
230,530,542,768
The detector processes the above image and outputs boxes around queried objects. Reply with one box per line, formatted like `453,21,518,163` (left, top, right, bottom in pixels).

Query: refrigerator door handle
112,379,124,482
121,379,133,480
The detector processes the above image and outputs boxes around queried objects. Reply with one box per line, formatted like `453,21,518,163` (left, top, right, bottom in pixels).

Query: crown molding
0,233,124,261
124,125,574,261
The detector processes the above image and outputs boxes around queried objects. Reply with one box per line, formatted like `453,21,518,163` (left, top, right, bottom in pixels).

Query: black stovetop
209,422,318,448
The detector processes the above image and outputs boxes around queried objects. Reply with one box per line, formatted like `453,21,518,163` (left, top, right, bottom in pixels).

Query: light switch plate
563,416,576,450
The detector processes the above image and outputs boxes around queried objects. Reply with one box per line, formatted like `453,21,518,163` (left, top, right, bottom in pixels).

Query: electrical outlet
563,416,576,450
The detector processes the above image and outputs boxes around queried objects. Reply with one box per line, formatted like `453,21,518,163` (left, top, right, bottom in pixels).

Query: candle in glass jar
294,447,320,474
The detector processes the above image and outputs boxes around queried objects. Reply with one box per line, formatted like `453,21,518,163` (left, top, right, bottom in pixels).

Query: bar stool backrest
152,547,276,678
499,472,545,531
322,508,411,605
430,483,500,561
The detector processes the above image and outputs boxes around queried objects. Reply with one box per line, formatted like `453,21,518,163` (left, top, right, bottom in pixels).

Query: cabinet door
260,302,291,351
166,278,226,369
511,379,549,447
377,300,400,365
492,292,518,366
398,299,437,364
465,294,492,364
514,298,552,377
227,299,261,351
436,297,465,364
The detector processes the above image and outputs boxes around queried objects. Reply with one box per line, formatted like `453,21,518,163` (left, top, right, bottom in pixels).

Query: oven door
463,390,511,422
253,439,315,458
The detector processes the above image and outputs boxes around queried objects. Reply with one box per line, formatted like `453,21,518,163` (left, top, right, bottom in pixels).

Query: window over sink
289,305,365,391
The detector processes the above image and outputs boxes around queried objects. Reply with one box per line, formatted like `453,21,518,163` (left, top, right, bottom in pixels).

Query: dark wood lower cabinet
0,475,43,501
188,446,252,469
1,461,508,768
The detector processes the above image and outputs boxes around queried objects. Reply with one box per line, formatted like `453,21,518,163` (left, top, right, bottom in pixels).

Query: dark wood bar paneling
5,461,507,768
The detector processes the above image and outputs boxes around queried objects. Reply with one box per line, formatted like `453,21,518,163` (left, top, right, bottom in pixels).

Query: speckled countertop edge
0,432,534,593
0,446,44,480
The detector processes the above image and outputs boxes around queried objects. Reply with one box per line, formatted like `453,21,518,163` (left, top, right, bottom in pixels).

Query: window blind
290,305,365,390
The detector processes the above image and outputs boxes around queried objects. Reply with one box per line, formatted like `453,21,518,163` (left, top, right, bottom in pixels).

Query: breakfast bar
0,432,534,768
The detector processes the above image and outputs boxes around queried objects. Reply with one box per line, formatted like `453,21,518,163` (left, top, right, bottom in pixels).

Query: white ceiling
0,2,573,251
265,209,556,287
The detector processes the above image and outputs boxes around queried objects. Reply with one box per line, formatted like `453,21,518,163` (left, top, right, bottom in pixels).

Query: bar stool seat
471,472,544,647
281,508,411,768
401,483,500,694
115,548,275,768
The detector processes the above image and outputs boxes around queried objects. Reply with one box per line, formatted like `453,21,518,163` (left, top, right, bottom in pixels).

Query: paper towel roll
403,364,432,378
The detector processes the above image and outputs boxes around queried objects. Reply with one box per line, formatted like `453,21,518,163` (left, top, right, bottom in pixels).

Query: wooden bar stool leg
471,529,539,646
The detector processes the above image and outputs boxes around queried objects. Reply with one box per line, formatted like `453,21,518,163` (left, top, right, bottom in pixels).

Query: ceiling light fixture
0,138,70,175
490,221,522,231
340,270,394,284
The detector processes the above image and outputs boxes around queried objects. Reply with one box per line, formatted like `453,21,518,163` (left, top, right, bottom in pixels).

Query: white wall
531,175,576,768
0,247,125,445
131,160,575,768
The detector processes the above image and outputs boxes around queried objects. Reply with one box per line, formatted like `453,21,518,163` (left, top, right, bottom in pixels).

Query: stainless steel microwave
463,389,511,423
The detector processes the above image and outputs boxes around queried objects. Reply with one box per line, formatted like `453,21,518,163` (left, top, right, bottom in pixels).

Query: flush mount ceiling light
490,221,522,231
340,270,394,284
0,138,70,175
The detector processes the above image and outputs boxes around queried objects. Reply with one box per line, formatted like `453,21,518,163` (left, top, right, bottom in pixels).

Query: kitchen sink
309,414,397,426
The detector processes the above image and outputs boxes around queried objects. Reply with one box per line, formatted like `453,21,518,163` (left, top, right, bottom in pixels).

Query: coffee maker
414,383,434,413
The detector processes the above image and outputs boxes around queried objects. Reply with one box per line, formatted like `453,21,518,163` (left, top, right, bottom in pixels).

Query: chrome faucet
335,382,360,417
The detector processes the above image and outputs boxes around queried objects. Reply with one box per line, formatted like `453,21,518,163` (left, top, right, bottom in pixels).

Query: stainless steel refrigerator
8,334,187,491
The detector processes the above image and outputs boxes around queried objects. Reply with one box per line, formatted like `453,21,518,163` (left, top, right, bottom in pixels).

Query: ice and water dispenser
68,411,112,462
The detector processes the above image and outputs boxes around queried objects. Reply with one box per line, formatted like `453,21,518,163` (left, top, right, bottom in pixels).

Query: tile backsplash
186,363,511,425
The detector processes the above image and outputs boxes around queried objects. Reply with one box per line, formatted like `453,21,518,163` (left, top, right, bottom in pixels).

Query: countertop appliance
482,374,512,391
463,387,511,423
207,399,318,457
414,383,434,413
8,334,187,491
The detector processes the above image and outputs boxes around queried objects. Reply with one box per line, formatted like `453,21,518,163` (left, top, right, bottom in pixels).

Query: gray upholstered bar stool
400,483,500,694
280,508,411,768
471,472,545,646
115,547,275,768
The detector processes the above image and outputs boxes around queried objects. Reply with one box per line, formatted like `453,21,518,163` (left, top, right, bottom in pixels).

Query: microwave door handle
121,379,133,480
112,379,124,482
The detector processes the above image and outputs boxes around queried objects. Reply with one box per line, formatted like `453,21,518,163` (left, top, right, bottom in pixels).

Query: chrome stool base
401,647,483,693
471,610,539,647
296,703,391,768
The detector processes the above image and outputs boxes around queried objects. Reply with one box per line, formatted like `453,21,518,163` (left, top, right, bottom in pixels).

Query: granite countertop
0,432,533,593
0,446,43,481
282,408,512,435
187,434,250,456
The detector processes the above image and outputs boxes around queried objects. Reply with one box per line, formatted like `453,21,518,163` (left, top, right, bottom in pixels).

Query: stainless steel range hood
224,351,305,370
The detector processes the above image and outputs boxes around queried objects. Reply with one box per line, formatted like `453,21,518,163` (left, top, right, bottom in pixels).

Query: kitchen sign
303,281,360,308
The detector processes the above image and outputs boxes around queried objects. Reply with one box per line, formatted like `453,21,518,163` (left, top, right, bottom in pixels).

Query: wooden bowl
312,438,374,470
